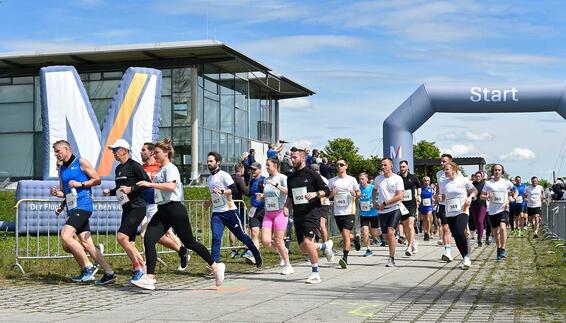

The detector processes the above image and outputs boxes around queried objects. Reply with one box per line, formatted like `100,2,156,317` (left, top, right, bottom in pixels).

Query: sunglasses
111,147,120,153
336,163,346,167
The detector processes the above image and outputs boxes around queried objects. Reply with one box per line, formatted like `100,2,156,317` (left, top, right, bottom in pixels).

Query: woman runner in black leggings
133,138,225,290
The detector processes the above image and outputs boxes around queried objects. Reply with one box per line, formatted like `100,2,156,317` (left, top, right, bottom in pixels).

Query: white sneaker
281,265,294,275
214,263,225,286
437,239,443,246
279,258,286,267
405,248,413,256
243,251,256,265
324,240,334,262
462,256,471,269
305,272,321,284
130,274,155,290
441,250,453,262
412,240,418,254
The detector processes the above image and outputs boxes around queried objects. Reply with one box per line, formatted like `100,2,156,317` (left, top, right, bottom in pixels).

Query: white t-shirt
328,175,360,216
440,175,474,217
263,173,288,212
525,185,543,208
153,163,183,205
482,178,514,215
436,169,461,205
374,174,404,212
320,176,331,206
207,170,237,212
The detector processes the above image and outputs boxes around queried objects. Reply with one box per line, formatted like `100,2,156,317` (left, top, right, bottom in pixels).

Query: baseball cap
291,145,308,152
250,162,262,170
108,139,130,151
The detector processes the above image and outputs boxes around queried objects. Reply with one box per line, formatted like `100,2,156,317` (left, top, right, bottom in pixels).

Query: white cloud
279,98,313,110
240,35,364,57
437,131,494,141
441,144,479,156
500,148,536,160
0,39,93,53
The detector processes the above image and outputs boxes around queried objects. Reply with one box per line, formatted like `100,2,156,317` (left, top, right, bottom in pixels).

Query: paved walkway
0,239,559,322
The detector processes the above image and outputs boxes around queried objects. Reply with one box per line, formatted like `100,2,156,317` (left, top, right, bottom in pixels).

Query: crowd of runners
49,138,551,290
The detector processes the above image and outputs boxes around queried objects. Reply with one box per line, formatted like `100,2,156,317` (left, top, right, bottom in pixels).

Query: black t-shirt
471,181,487,207
399,172,420,208
111,158,150,209
286,166,330,216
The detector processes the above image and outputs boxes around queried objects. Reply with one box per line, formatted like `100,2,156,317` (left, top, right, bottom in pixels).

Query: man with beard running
286,146,332,284
398,160,421,256
524,176,544,238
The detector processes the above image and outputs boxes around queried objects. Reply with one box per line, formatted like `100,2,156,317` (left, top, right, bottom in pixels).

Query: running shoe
339,257,348,269
131,269,144,282
441,251,453,262
254,253,263,268
243,250,256,265
533,233,538,239
462,256,471,269
412,240,419,254
281,265,295,275
230,249,240,258
324,240,335,262
354,234,361,251
397,236,407,245
405,248,413,256
81,266,99,282
305,272,321,284
71,270,86,283
178,247,190,271
478,241,483,247
385,258,396,267
130,274,155,290
363,249,373,257
95,272,117,285
500,250,508,258
437,239,444,246
214,263,225,287
380,237,387,247
424,233,430,241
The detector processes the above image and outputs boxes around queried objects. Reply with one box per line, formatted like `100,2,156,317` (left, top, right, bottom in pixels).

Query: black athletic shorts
437,204,448,225
119,206,146,242
66,209,92,234
360,216,380,229
380,209,401,234
510,203,526,216
489,211,509,229
294,208,322,244
334,214,355,231
401,206,417,222
320,205,330,219
527,207,541,217
249,207,265,228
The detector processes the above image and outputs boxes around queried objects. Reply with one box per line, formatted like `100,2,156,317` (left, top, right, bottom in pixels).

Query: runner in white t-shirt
524,176,544,238
372,157,404,267
481,163,514,260
328,158,360,269
436,153,457,262
438,162,478,269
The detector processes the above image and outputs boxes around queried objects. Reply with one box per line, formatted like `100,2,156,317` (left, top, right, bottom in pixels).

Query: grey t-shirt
153,163,182,205
263,173,288,212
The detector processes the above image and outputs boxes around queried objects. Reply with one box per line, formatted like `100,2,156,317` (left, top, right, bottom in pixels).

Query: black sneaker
424,233,430,241
478,241,483,247
533,233,538,239
95,272,117,285
354,234,361,251
178,246,189,271
255,253,263,268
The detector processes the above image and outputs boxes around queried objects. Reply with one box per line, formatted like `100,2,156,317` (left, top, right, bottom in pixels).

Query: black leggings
447,213,469,258
144,201,214,274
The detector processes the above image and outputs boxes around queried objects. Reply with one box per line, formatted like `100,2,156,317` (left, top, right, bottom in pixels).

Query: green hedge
0,191,16,222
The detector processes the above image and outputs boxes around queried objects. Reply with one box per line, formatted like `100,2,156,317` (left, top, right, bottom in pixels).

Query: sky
0,0,565,180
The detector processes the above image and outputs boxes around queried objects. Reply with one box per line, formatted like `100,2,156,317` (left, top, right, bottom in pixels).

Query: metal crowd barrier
541,200,566,242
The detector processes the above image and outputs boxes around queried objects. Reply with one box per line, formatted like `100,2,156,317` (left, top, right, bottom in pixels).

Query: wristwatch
274,183,279,188
81,182,85,188
220,189,225,194
316,191,320,198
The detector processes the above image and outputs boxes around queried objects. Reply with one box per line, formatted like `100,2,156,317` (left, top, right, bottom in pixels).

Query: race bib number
422,198,431,207
399,202,409,215
360,201,371,212
265,196,280,211
447,197,462,212
515,196,523,204
292,187,308,205
116,190,130,205
402,189,413,201
249,206,257,218
153,189,164,204
490,192,506,203
530,194,540,203
65,193,78,210
335,192,349,207
211,193,226,208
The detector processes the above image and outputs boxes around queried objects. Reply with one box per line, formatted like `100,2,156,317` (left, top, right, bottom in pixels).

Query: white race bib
292,187,308,205
515,196,523,204
490,192,506,203
334,192,350,207
402,189,413,201
65,193,78,210
399,202,409,215
249,206,257,218
116,190,130,206
530,194,540,203
265,196,280,211
153,189,164,204
360,201,371,212
422,198,431,207
447,197,462,213
211,193,226,208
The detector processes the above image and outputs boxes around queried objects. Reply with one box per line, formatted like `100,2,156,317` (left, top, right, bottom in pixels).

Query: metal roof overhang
0,40,314,99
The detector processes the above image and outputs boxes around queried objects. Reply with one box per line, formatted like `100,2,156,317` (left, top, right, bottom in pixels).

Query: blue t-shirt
267,149,277,159
359,184,378,217
419,185,434,213
60,156,93,212
250,175,265,208
512,183,526,206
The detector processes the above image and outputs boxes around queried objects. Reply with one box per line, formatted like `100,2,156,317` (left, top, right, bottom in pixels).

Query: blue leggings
211,210,260,262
